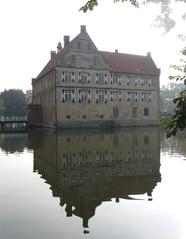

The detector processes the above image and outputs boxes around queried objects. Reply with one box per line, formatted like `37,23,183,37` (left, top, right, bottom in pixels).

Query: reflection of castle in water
29,127,161,232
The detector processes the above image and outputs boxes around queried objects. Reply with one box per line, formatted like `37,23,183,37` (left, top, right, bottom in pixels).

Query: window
66,115,71,119
144,107,149,116
127,92,138,101
111,74,120,84
82,115,87,119
96,73,105,85
144,77,148,86
142,92,151,102
62,89,75,103
96,90,107,103
142,76,152,86
134,76,138,85
144,136,149,145
127,75,136,85
141,76,144,86
148,77,152,86
79,73,90,84
61,72,75,82
97,114,104,119
111,91,121,101
78,90,90,103
132,107,137,117
64,72,72,82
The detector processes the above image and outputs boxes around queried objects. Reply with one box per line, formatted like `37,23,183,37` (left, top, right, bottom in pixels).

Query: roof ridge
99,50,147,58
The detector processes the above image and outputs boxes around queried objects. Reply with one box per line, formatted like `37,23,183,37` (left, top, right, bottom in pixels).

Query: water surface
0,127,186,239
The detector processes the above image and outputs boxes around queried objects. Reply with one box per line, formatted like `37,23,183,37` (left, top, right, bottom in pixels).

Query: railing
0,116,28,133
0,116,27,122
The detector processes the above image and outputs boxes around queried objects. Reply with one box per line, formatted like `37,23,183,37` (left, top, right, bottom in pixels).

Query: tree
80,0,138,12
80,0,185,32
161,36,186,137
0,89,27,117
160,82,185,114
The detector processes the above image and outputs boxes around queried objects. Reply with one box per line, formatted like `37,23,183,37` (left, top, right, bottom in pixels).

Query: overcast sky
0,0,185,92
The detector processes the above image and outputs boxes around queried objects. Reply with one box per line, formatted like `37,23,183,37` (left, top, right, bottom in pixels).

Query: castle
29,25,160,128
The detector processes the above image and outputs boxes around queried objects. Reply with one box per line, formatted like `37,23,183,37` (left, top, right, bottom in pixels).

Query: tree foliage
161,36,186,137
80,0,185,32
80,0,138,12
0,89,27,117
160,82,185,114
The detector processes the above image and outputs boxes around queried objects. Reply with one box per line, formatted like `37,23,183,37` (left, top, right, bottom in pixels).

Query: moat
0,127,186,239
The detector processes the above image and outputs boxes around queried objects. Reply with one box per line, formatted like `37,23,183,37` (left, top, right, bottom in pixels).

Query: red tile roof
36,40,160,79
37,39,75,79
100,51,160,75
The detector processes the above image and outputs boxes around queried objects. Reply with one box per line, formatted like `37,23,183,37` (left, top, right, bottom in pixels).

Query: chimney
64,35,70,47
57,42,62,53
147,52,151,57
50,51,56,59
115,49,119,53
80,25,86,33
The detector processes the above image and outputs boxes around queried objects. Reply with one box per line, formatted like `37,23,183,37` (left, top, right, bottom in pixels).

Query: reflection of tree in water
29,128,161,233
0,133,28,154
161,129,186,158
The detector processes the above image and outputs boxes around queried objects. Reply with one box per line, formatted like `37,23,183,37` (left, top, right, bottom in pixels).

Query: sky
0,0,185,92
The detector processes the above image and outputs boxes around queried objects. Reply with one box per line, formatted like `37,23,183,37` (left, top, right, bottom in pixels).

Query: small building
30,25,160,128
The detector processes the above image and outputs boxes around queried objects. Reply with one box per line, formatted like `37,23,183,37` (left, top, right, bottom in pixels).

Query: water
0,127,186,239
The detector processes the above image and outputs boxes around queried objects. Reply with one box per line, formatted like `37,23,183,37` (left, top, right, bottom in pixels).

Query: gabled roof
100,51,160,75
37,39,75,79
36,28,160,80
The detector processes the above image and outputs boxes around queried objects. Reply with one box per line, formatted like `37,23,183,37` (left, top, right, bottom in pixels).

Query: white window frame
61,72,75,82
96,73,105,85
62,89,75,103
78,90,91,103
96,90,107,103
111,74,121,84
142,92,151,102
143,76,151,86
111,91,122,101
127,92,138,101
127,75,135,85
79,73,90,84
